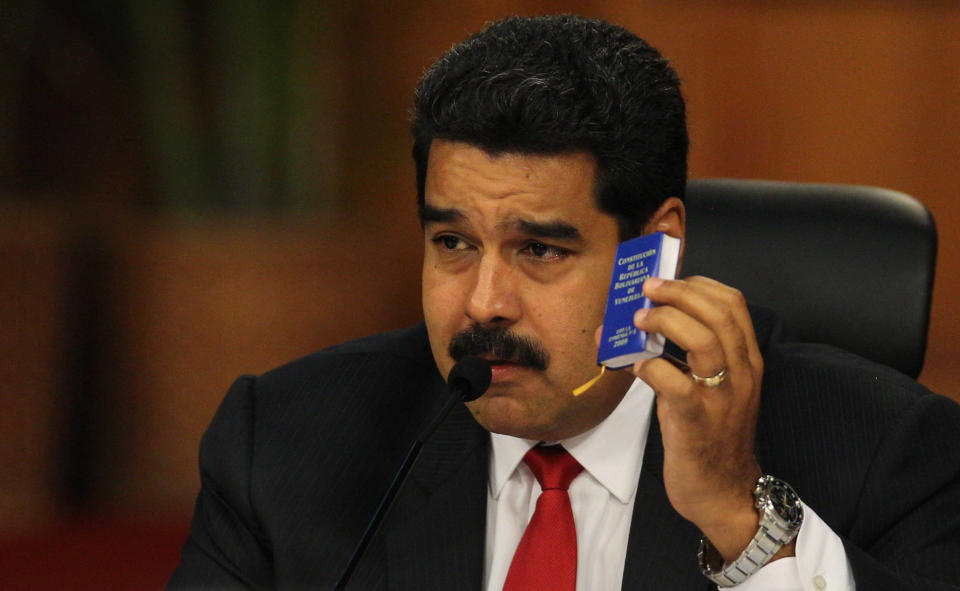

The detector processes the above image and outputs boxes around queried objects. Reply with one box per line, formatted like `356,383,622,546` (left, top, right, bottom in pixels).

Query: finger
634,306,725,378
642,277,746,379
684,276,763,371
631,358,727,424
632,357,697,406
643,278,760,385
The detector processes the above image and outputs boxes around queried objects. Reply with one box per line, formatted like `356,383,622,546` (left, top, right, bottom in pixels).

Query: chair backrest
682,178,936,378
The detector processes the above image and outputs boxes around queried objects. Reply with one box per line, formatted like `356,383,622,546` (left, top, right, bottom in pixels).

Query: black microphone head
447,357,492,402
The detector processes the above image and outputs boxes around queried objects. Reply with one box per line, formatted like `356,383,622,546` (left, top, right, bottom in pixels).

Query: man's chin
464,394,554,440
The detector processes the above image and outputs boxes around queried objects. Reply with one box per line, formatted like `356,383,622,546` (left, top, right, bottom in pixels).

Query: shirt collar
489,378,655,504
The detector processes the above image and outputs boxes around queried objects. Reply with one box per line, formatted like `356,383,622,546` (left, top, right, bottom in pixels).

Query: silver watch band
698,525,796,587
697,475,803,587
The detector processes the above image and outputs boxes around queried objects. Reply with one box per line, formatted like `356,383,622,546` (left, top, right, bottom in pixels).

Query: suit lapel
386,400,488,591
621,412,712,590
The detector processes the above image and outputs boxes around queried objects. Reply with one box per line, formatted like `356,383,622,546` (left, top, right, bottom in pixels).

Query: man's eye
522,241,569,260
433,235,469,251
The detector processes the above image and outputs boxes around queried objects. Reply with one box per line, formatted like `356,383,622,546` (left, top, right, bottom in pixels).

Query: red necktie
502,445,584,591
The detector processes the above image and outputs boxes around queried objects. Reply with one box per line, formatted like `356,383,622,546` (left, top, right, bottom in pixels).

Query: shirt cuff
728,502,855,591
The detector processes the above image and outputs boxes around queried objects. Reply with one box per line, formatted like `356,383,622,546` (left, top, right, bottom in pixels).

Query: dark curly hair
412,15,687,239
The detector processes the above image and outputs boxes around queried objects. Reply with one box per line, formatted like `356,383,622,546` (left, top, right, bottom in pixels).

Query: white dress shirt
483,378,856,591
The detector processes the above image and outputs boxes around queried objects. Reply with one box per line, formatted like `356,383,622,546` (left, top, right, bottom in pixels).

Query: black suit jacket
169,309,960,590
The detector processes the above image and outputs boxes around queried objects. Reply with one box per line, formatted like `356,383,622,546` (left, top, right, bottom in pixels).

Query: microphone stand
332,393,460,589
333,357,489,589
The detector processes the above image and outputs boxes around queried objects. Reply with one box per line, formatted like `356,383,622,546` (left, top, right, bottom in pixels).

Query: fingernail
645,277,663,290
634,309,648,324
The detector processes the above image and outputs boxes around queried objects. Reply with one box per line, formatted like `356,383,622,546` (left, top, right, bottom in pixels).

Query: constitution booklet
597,232,682,369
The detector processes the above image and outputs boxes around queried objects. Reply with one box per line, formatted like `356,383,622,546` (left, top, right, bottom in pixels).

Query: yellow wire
572,365,606,396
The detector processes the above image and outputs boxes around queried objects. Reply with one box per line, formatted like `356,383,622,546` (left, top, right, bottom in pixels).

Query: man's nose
465,253,520,325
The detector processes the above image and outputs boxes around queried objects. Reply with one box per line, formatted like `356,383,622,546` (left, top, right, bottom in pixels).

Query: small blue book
597,232,682,369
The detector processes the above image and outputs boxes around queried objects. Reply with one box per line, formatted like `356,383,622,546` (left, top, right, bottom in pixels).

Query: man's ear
644,196,686,264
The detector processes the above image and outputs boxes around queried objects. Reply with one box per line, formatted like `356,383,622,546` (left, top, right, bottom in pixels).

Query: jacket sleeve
167,375,274,590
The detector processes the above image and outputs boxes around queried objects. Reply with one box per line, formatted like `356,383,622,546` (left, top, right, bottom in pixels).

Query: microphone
333,357,491,589
447,355,492,402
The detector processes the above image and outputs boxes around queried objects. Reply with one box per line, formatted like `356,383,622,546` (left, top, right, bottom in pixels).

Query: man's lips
473,355,533,382
476,354,519,366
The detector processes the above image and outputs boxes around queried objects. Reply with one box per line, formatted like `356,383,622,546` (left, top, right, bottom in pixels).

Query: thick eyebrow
512,218,583,241
419,204,583,242
419,204,465,227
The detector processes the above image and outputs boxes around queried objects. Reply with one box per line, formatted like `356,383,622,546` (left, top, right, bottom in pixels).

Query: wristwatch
698,475,804,587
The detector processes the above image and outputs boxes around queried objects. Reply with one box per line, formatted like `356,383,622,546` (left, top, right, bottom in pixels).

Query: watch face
768,479,803,526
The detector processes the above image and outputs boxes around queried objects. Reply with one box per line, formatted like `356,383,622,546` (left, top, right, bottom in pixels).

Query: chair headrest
682,178,936,378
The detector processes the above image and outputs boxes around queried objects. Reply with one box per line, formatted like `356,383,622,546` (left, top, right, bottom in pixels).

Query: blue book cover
597,232,682,369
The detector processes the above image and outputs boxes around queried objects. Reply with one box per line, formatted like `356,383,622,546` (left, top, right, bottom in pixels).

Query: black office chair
682,178,937,379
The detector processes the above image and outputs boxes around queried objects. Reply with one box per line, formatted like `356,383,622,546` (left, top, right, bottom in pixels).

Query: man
169,15,960,590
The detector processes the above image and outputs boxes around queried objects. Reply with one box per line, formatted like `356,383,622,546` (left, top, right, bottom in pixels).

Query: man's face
422,139,637,441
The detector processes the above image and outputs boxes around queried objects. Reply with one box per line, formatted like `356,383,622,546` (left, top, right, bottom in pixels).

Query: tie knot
523,445,583,491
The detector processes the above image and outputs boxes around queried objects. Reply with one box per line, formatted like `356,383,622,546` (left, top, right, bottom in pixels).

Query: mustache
448,325,549,370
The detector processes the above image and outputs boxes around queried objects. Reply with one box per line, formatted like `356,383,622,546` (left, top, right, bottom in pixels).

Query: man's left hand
627,275,787,562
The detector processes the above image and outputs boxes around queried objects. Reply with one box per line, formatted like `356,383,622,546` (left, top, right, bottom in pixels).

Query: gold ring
690,367,728,387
